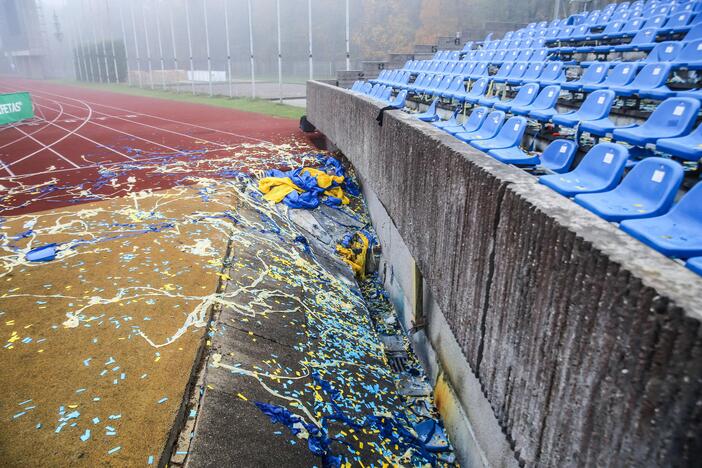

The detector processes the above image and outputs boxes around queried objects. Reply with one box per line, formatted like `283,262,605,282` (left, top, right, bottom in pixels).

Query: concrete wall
306,80,702,467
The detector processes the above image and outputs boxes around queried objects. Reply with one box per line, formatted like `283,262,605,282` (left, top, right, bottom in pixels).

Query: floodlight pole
142,5,154,89
68,17,82,80
130,1,143,88
276,0,282,104
247,0,256,98
88,0,102,82
106,1,120,83
168,7,178,72
307,0,313,80
553,0,561,21
78,4,95,82
72,16,88,81
97,1,111,84
185,0,196,95
155,5,166,90
224,0,233,97
345,0,350,71
118,1,132,85
203,0,213,96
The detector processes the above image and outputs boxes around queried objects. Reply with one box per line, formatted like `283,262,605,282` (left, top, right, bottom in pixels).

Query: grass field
52,80,306,120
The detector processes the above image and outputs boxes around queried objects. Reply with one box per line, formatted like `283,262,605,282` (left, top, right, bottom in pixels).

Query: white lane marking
0,101,66,150
12,84,275,145
4,120,82,169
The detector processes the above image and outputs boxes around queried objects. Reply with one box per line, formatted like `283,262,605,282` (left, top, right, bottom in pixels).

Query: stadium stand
349,0,702,275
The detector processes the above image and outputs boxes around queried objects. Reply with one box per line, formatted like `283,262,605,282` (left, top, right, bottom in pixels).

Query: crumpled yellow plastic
324,186,350,205
302,167,345,189
258,177,304,203
336,232,369,278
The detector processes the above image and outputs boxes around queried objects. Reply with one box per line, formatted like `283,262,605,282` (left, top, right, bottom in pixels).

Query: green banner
0,92,34,126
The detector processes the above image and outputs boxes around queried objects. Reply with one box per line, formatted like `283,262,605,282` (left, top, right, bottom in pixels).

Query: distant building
0,0,48,78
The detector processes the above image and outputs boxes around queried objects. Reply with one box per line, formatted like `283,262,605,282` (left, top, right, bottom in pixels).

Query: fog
1,0,614,98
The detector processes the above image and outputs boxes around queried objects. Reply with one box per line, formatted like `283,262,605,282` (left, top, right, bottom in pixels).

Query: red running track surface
0,79,317,216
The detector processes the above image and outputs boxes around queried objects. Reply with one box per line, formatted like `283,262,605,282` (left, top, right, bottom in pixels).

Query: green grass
52,80,305,120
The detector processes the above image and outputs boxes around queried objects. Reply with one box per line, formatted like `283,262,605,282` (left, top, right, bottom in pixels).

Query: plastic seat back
461,62,477,76
379,86,392,101
664,12,694,30
426,75,444,91
605,62,640,86
577,89,616,119
572,143,629,186
540,62,564,81
572,24,591,38
540,139,578,173
470,63,488,78
490,116,527,146
511,83,540,106
522,62,545,81
361,82,372,93
531,49,549,62
532,85,561,109
677,39,702,64
667,183,702,225
643,15,666,30
516,49,534,61
646,42,683,62
620,17,646,34
462,107,490,132
581,63,611,84
629,63,671,89
508,62,529,79
475,110,507,136
635,97,701,137
615,157,684,209
685,23,702,41
601,20,626,35
390,90,407,108
469,78,490,97
446,75,465,93
369,84,380,96
494,63,514,79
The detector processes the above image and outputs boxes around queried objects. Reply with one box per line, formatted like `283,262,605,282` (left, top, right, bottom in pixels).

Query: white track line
13,84,275,145
0,158,16,177
0,93,136,167
0,101,66,150
4,120,82,169
30,98,182,155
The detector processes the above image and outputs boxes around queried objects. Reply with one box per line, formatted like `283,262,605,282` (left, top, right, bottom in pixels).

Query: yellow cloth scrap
301,167,345,188
336,232,370,278
324,186,350,205
258,167,349,205
258,177,304,203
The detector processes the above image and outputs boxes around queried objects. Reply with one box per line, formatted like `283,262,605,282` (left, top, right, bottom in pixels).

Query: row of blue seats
466,0,697,50
421,104,701,274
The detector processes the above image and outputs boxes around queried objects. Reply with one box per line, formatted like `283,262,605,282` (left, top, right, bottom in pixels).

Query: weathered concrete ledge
307,80,702,467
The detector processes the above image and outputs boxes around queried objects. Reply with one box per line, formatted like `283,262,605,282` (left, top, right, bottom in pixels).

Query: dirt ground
0,183,237,466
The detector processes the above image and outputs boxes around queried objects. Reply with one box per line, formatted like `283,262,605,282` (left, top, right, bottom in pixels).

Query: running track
0,79,313,215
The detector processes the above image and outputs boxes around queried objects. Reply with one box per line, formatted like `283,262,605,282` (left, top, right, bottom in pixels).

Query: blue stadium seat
415,98,440,122
514,62,546,85
361,82,373,94
683,22,702,41
620,183,702,258
462,78,492,104
385,90,407,109
378,86,392,102
608,63,672,97
673,39,702,68
687,257,702,276
432,106,462,129
659,11,696,34
539,143,629,197
582,62,640,93
455,110,506,142
611,27,658,52
552,89,617,128
537,62,567,86
441,76,466,99
511,85,561,117
656,123,702,161
645,41,683,63
497,62,528,84
531,49,550,62
489,139,577,172
471,116,527,151
493,83,540,112
468,63,489,80
605,17,646,39
443,106,489,135
562,63,611,91
573,157,684,221
613,97,702,146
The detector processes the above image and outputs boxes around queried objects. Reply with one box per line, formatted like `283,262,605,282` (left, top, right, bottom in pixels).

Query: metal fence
61,0,357,103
